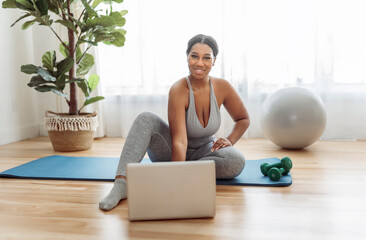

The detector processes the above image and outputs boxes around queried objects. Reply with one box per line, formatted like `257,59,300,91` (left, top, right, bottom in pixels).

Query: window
97,0,366,95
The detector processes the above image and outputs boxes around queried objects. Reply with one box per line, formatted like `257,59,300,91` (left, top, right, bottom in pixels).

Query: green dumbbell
268,167,285,181
277,157,292,175
260,157,293,176
280,157,292,175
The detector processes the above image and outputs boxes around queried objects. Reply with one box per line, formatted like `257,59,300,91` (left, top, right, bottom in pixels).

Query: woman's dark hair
186,34,219,57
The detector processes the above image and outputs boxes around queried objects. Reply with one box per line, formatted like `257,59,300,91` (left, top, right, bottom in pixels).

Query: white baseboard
0,124,40,145
39,123,48,136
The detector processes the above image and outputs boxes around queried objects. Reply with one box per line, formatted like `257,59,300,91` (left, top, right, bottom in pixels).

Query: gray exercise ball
260,87,327,149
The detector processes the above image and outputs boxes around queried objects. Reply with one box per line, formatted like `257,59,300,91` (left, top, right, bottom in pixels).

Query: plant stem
67,0,78,115
78,8,86,22
49,26,69,50
77,44,92,64
78,104,85,113
56,0,66,20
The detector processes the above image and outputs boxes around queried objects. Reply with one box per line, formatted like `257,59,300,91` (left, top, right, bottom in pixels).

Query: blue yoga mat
0,155,292,186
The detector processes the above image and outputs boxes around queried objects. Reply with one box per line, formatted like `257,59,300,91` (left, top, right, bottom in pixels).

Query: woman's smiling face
187,43,216,80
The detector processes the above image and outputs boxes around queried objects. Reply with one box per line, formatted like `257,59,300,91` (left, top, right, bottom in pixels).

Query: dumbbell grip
260,162,283,176
267,162,282,169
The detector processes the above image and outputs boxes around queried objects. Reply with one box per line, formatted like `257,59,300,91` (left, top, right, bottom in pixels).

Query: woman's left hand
211,138,232,152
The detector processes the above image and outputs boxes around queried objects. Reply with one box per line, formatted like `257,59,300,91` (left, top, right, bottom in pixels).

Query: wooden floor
0,137,365,240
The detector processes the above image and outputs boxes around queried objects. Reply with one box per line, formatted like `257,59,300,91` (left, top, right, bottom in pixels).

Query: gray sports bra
185,76,221,139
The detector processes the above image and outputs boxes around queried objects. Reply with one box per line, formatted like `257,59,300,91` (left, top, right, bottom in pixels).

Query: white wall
0,8,73,145
0,8,40,145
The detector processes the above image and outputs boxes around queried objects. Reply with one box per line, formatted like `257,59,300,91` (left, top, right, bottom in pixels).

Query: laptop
127,160,216,221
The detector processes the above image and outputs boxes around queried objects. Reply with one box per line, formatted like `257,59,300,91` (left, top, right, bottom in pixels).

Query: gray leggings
116,112,245,179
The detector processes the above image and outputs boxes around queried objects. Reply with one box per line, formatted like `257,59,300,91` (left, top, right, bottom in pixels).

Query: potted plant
2,0,127,151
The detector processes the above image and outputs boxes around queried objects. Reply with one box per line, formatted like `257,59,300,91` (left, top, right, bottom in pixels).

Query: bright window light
97,0,366,95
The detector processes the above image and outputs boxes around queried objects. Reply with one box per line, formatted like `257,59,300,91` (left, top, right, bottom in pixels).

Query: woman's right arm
168,83,188,161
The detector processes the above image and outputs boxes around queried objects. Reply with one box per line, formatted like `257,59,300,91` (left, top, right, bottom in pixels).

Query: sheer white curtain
97,0,366,140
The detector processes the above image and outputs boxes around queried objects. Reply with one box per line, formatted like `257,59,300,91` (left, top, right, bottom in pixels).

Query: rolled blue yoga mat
0,155,292,186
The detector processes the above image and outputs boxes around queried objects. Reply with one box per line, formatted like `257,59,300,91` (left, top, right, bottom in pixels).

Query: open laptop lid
127,160,216,221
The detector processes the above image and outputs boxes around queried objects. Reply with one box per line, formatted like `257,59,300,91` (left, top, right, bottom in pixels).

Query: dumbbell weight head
260,162,283,176
260,163,269,176
268,167,285,181
280,157,293,172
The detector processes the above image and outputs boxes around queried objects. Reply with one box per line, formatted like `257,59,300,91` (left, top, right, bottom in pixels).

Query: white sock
99,178,127,211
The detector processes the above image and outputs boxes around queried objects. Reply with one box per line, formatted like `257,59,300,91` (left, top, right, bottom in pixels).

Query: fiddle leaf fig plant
2,0,127,115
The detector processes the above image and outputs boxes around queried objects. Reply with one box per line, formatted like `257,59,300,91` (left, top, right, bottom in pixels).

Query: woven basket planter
45,111,98,152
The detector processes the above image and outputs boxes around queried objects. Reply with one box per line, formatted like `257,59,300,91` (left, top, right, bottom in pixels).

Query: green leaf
37,68,56,82
48,0,59,14
76,53,94,76
120,10,128,16
35,0,48,16
34,85,58,92
10,13,31,27
83,96,104,107
76,46,82,62
94,33,114,43
59,43,68,58
56,57,74,77
55,19,78,34
51,89,67,98
77,80,89,97
110,12,125,27
86,15,115,29
42,51,56,72
72,17,85,31
15,0,34,11
57,74,66,90
27,75,46,87
21,19,36,30
87,74,100,92
21,64,38,74
107,29,126,47
60,43,81,60
91,0,124,6
66,78,85,83
120,28,127,35
91,0,103,8
80,0,98,17
2,0,17,8
35,15,53,26
79,39,98,46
